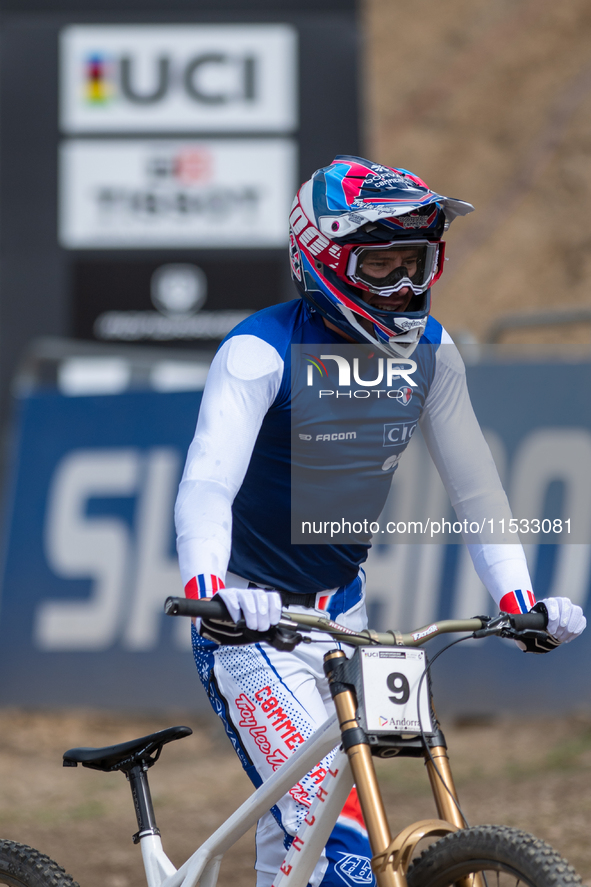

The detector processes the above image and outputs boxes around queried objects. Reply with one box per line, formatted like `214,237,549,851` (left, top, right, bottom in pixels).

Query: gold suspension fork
425,744,485,887
424,745,465,828
324,650,403,887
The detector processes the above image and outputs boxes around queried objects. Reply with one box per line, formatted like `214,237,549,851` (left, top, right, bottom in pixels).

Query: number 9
387,672,410,705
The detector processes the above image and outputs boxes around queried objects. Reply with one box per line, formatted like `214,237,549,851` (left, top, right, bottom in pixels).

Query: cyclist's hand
217,587,282,631
538,596,586,644
197,589,297,650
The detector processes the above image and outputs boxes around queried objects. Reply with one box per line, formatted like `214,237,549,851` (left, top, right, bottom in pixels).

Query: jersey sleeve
419,331,535,612
174,334,284,593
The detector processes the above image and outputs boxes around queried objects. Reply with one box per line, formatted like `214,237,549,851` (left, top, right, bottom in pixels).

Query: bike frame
137,672,466,887
98,607,544,887
140,713,349,887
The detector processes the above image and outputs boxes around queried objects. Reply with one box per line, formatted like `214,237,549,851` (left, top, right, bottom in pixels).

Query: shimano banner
0,388,201,709
0,356,590,713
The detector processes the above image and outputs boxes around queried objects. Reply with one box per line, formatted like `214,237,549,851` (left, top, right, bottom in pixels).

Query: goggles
344,240,445,296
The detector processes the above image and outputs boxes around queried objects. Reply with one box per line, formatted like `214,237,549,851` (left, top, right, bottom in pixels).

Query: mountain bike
0,603,581,887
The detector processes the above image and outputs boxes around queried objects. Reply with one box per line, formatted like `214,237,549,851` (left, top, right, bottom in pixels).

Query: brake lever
472,613,511,638
227,617,305,652
472,613,557,653
505,628,552,643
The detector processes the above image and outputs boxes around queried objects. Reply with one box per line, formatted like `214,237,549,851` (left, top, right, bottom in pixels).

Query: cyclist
174,156,585,887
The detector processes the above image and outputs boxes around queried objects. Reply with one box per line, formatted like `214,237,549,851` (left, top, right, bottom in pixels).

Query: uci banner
0,356,590,713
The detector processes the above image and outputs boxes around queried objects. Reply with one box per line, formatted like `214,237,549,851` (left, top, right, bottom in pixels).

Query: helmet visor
346,240,443,296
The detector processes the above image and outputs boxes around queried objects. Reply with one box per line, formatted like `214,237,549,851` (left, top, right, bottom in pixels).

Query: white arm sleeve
419,332,533,606
174,334,284,587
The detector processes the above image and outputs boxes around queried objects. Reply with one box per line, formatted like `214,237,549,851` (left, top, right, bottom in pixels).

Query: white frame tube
141,712,344,887
271,749,354,887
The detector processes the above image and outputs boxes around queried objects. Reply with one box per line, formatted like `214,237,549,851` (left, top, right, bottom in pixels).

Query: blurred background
1,0,591,884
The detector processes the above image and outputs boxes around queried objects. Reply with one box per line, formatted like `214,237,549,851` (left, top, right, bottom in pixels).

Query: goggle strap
430,241,446,285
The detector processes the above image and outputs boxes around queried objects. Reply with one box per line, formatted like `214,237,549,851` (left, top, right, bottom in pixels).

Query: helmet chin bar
385,327,426,358
337,305,426,358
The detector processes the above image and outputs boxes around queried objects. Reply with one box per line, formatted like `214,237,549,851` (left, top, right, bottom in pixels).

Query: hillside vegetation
365,0,591,343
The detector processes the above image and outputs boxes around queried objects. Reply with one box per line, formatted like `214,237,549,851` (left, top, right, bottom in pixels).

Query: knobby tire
406,825,582,887
0,841,80,887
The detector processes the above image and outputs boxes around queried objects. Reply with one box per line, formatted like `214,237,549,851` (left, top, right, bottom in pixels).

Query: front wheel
0,841,80,887
406,825,581,887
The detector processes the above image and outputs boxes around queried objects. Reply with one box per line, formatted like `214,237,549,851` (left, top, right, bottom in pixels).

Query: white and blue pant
191,572,375,887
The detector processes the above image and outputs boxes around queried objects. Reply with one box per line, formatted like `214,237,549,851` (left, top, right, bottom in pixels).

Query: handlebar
163,596,549,647
510,610,547,631
165,597,228,618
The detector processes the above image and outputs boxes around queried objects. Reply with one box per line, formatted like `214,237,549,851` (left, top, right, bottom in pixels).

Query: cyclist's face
357,248,419,312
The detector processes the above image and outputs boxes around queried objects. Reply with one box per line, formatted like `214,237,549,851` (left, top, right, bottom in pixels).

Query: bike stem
325,650,403,887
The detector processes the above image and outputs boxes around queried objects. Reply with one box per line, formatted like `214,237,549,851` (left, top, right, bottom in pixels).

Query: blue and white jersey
175,299,533,604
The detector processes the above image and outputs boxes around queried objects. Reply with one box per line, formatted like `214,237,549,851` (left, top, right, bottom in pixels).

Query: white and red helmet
289,156,473,356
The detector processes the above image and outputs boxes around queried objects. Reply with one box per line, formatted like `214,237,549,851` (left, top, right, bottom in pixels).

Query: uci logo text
85,52,258,107
61,25,297,133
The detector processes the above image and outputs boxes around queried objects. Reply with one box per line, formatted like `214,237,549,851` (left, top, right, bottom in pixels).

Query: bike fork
325,651,403,887
325,651,482,887
424,745,464,828
425,745,485,887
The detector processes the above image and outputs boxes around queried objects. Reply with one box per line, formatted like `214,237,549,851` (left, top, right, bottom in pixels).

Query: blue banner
0,359,590,713
0,390,203,708
365,360,591,714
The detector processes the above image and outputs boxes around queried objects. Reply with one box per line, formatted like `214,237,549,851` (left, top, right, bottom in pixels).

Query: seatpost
126,764,160,845
324,650,403,887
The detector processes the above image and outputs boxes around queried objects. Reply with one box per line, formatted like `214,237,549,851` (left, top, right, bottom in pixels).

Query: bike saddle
63,725,192,772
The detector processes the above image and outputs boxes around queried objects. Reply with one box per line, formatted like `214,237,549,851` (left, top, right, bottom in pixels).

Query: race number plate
359,647,433,735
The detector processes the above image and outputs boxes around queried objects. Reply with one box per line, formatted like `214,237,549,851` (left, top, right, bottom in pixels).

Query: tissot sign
59,25,298,251
60,138,296,248
60,24,298,132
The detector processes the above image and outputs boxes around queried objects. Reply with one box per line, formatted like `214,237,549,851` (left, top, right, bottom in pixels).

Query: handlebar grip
164,596,231,619
509,610,548,631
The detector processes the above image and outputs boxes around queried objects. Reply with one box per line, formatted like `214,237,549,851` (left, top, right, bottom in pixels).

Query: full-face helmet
289,156,474,356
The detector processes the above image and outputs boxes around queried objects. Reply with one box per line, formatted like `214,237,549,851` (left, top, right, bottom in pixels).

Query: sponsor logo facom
315,432,356,442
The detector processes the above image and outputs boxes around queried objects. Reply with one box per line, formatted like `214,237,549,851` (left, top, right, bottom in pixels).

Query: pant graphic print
191,626,375,887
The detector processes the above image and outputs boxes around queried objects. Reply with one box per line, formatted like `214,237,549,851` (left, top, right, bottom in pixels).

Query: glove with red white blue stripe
184,574,283,646
500,590,586,652
499,589,536,615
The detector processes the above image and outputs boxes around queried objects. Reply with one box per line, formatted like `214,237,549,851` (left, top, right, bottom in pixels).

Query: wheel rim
426,858,538,887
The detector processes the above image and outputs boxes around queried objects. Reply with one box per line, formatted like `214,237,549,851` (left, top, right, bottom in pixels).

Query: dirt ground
1,709,591,887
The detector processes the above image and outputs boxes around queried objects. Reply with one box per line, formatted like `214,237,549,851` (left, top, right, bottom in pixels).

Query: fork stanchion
425,748,486,887
324,651,404,887
424,747,464,828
